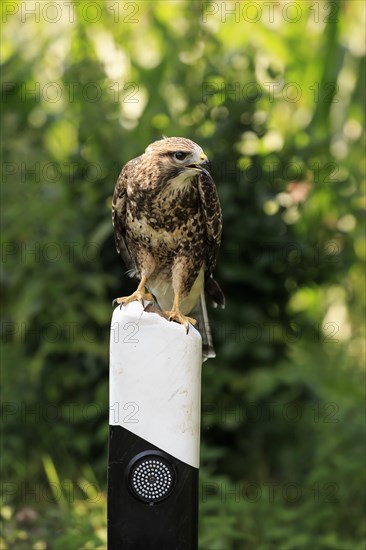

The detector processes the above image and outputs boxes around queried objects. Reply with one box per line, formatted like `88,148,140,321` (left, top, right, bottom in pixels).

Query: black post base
107,426,198,550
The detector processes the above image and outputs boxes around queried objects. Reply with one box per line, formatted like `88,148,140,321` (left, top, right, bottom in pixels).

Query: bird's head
144,137,211,186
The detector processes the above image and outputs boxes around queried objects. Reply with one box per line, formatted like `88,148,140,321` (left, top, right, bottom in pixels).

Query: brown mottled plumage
112,137,224,360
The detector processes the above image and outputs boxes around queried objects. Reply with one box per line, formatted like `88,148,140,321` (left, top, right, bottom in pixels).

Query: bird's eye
174,152,188,161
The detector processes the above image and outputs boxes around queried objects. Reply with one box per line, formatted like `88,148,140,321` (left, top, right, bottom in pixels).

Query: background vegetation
1,1,365,548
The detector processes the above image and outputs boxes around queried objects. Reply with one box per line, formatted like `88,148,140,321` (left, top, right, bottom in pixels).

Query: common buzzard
112,137,224,360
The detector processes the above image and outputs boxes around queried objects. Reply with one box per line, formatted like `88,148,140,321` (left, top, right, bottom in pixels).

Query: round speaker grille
128,452,175,503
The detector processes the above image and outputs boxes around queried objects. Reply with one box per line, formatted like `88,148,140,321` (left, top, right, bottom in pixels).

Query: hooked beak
186,153,211,171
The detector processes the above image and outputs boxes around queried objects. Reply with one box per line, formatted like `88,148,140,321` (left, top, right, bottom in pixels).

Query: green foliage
1,494,107,550
1,0,365,547
199,344,366,549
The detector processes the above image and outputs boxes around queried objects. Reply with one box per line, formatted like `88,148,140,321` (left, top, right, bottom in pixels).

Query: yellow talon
112,276,152,307
164,308,197,333
113,290,152,307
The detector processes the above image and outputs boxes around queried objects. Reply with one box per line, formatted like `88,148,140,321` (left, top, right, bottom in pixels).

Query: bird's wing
197,168,225,309
112,162,135,275
197,167,222,274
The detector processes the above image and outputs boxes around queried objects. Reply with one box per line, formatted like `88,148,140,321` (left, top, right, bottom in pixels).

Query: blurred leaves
1,0,365,548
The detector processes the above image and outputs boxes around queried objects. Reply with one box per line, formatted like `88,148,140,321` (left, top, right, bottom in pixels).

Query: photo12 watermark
202,400,341,426
200,480,339,504
1,320,142,345
1,400,140,426
1,480,103,505
2,1,140,24
202,81,338,105
2,81,140,105
1,241,101,265
210,159,340,188
201,2,339,24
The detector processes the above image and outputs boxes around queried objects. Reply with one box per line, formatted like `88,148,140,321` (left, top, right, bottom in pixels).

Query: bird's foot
112,290,153,308
164,309,197,333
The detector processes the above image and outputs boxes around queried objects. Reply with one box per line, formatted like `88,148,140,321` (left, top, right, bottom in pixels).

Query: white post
108,301,202,549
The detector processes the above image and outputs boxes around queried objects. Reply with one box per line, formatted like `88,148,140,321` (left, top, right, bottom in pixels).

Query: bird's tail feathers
205,275,225,309
192,292,216,362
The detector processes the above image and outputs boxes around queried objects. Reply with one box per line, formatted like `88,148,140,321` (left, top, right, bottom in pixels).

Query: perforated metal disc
128,452,175,503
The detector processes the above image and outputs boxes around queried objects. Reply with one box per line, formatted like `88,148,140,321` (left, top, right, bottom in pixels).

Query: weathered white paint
109,301,202,468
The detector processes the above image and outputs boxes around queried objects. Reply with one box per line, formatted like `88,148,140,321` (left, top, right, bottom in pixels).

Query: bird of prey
112,137,224,360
